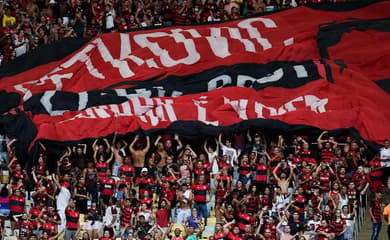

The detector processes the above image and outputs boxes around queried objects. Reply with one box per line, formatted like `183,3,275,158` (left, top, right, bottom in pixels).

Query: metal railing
352,192,369,240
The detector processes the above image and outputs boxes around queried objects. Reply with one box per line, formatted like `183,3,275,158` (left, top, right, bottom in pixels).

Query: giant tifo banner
0,1,390,150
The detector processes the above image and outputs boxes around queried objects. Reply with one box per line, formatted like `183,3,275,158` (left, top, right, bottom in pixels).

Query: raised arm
175,134,183,151
203,138,209,154
317,131,327,149
143,136,150,153
247,129,252,143
79,143,87,154
106,151,114,164
276,217,284,235
223,219,235,230
103,138,111,153
286,166,294,182
272,165,281,182
38,141,47,152
277,135,284,148
92,139,99,153
112,132,117,147
218,134,225,148
6,138,16,153
129,135,138,153
154,135,162,147
330,139,338,149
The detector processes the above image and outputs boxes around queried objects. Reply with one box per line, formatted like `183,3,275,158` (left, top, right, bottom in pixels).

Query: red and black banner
0,1,389,152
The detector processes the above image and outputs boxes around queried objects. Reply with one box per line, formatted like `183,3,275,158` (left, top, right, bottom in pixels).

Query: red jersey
316,226,333,240
10,195,25,213
214,231,225,240
236,212,253,231
192,184,210,203
119,165,135,182
65,209,79,230
227,232,243,240
99,177,116,196
135,176,155,196
96,162,108,178
352,172,369,189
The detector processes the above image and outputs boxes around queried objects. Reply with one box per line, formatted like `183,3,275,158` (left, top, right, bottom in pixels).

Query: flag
0,1,389,151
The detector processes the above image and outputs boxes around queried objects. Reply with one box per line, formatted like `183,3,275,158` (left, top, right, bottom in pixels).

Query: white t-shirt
56,187,71,211
272,194,287,212
307,220,321,231
380,147,390,167
14,37,28,57
208,152,219,174
341,213,353,227
105,9,115,29
139,210,152,222
338,194,349,210
103,205,118,226
221,145,237,167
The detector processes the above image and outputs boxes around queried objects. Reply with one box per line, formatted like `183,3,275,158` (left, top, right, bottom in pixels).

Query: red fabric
29,64,390,146
2,3,390,96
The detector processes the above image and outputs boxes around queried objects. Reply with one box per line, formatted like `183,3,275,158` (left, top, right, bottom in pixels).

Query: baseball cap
62,181,71,188
141,167,148,172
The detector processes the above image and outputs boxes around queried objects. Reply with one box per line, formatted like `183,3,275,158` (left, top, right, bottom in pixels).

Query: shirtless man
273,162,293,195
154,136,169,170
276,218,297,240
129,135,150,175
111,133,128,177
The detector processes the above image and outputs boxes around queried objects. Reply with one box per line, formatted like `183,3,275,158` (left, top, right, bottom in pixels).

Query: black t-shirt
288,219,303,235
162,164,179,176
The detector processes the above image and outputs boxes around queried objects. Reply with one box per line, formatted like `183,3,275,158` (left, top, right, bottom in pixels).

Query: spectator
0,128,385,239
384,199,390,240
369,192,382,240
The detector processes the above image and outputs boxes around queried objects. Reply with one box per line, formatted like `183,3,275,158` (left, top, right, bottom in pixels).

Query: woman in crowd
0,130,385,240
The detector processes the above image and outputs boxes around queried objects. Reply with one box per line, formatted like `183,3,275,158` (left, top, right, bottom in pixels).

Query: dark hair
0,185,8,197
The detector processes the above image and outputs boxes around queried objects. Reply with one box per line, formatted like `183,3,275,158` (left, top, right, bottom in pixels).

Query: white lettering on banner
13,17,293,98
78,92,88,111
224,97,249,120
115,89,152,99
237,18,277,50
56,94,327,130
130,98,177,126
207,64,309,91
205,28,230,58
228,27,256,52
60,98,177,125
255,95,328,118
110,101,133,117
61,44,104,79
119,33,145,66
133,29,201,67
237,68,284,87
193,96,219,126
93,106,111,118
64,108,97,122
13,43,99,101
208,75,232,90
94,38,135,78
304,95,328,113
15,73,73,101
40,91,66,116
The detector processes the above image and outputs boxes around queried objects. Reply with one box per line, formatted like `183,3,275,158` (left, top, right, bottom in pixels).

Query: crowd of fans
0,0,349,65
0,130,389,240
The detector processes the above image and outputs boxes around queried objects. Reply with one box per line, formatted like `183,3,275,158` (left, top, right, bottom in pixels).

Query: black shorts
101,194,111,205
10,211,23,222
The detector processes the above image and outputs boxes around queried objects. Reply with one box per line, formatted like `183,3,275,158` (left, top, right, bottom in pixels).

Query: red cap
62,182,71,188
